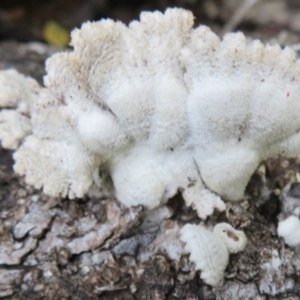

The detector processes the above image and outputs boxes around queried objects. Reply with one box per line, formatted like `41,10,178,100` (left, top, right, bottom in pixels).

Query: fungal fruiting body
278,216,300,246
2,8,300,285
180,223,247,286
1,8,300,219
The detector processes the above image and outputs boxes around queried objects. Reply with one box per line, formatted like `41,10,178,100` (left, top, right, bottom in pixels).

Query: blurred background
0,0,300,46
1,0,300,83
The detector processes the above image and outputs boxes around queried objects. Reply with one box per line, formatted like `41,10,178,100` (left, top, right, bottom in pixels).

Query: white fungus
278,216,300,246
180,223,247,286
1,9,300,219
1,7,300,286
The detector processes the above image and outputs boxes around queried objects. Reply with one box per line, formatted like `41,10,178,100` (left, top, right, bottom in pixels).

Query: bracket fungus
180,223,247,286
1,8,300,286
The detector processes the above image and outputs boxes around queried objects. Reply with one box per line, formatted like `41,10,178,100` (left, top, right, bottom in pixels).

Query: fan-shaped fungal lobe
180,223,247,286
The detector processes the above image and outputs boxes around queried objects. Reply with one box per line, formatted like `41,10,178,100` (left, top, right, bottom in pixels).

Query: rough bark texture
1,1,300,299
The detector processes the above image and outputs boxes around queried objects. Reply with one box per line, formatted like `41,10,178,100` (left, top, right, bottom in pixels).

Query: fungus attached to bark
1,7,300,286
